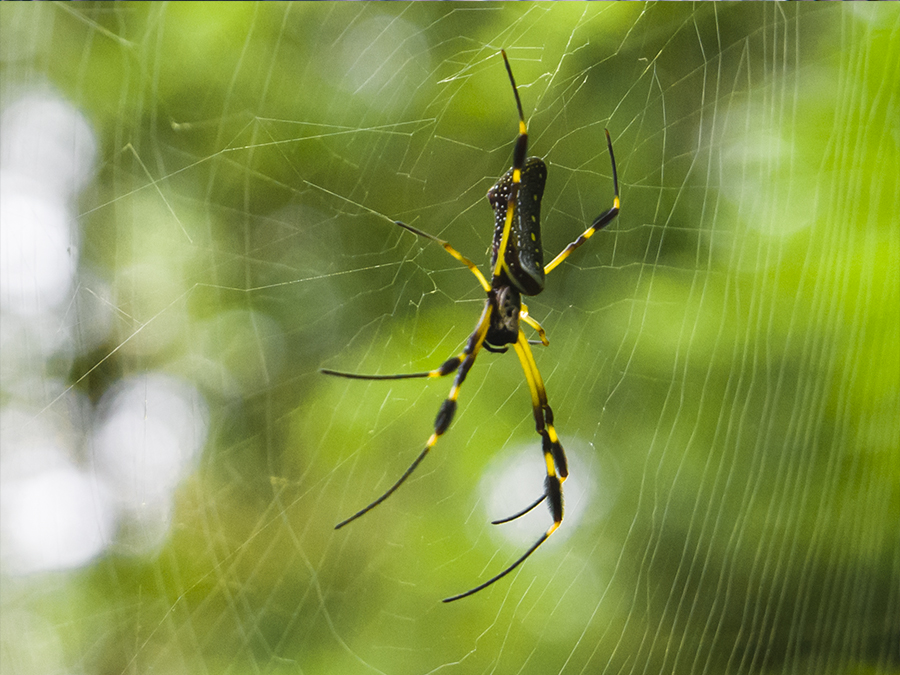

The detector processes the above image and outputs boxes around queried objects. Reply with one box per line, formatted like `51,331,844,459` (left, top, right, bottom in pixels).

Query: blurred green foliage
1,3,897,675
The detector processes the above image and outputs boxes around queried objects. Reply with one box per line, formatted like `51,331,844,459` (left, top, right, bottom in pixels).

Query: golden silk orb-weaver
323,50,619,602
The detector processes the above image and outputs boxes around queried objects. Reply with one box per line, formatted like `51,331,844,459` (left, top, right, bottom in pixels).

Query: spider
323,50,619,602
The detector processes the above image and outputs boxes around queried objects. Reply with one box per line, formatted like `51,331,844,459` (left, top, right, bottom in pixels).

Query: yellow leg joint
544,452,556,477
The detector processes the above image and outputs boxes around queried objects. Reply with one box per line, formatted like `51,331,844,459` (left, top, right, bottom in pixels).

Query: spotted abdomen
488,156,548,296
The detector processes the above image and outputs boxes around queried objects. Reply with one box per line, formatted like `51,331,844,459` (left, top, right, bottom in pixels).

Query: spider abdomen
488,157,548,296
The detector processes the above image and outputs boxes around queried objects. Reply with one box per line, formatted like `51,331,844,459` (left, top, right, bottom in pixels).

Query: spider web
1,4,898,675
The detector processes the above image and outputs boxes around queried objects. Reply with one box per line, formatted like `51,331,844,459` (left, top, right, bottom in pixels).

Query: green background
1,3,897,674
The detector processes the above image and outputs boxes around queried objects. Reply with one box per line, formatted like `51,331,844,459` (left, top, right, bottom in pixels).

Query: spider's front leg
520,303,549,347
325,301,493,529
507,330,568,518
443,330,566,602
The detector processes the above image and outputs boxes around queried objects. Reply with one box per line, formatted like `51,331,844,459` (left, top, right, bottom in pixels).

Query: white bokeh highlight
479,437,618,548
0,419,115,575
1,89,210,574
91,374,210,554
0,91,92,317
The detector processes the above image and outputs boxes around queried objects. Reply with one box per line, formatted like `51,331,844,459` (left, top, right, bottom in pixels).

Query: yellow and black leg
393,220,491,293
443,330,566,602
544,129,620,275
327,303,493,529
519,303,549,347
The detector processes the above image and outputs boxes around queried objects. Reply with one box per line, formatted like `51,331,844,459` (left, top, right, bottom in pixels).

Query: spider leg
487,306,551,523
443,330,566,602
323,219,491,382
491,493,546,525
513,329,568,482
333,302,492,530
491,50,529,286
519,303,549,346
321,355,461,381
393,220,491,293
544,129,620,274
